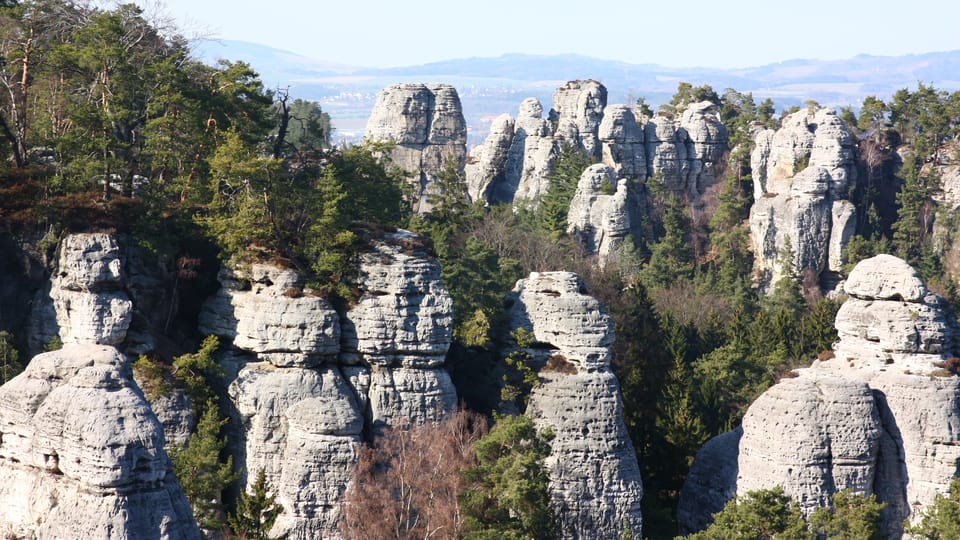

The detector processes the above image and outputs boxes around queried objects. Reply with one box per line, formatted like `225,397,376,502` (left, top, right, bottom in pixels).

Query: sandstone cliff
507,272,643,539
0,233,199,539
679,255,960,537
364,83,467,213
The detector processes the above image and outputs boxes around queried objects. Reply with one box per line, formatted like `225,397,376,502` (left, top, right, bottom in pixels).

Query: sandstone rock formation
465,97,558,206
550,80,607,160
199,230,456,538
566,164,633,263
679,255,960,537
749,107,858,292
644,101,728,200
0,233,199,539
599,104,646,180
507,272,643,538
364,83,467,213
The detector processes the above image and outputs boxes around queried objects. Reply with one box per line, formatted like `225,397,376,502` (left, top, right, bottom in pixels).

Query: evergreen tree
684,487,813,540
172,335,221,418
907,477,960,539
0,330,22,384
538,142,592,235
170,400,239,532
228,468,283,540
809,490,885,540
460,414,556,539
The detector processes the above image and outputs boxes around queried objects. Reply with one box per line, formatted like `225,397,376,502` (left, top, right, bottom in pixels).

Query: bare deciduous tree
341,409,488,540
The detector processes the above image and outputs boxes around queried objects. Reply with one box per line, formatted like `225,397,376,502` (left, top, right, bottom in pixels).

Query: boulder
466,114,515,202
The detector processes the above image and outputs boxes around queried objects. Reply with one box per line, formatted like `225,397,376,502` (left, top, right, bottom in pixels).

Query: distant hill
192,40,960,144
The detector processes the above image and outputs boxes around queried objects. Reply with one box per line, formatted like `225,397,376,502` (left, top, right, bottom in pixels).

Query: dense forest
3,2,960,539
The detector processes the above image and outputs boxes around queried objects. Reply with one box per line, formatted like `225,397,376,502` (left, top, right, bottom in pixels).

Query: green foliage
537,142,592,235
0,330,22,384
172,335,221,417
684,487,813,540
499,328,540,412
170,400,239,532
132,354,172,401
640,193,693,290
667,82,720,116
228,468,283,540
809,490,885,540
460,414,556,539
907,477,960,539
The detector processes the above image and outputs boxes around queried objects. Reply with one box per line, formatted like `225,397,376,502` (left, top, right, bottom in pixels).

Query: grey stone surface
364,83,467,213
509,271,643,538
0,345,199,539
680,256,960,537
550,80,607,160
749,107,858,292
199,263,340,367
566,164,632,263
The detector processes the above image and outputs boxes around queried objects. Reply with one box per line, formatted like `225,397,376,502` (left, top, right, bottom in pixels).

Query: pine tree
538,142,592,235
170,400,239,532
228,468,282,540
460,414,556,539
684,487,813,540
0,330,22,384
907,477,960,539
809,490,885,540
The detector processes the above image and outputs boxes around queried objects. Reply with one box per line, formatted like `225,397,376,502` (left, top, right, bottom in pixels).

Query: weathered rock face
508,272,643,538
33,233,134,348
679,256,960,537
566,164,633,263
199,263,340,368
0,233,199,539
749,107,858,292
550,80,607,160
599,104,646,180
200,230,456,538
466,113,515,202
644,102,728,200
364,83,467,213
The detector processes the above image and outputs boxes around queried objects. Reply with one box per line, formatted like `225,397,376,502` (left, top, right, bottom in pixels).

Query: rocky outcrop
364,83,467,213
566,164,633,263
0,233,199,539
466,114,515,202
749,107,858,292
466,97,559,206
679,255,960,537
550,80,607,160
644,101,728,200
198,264,340,368
31,234,133,348
599,104,646,180
508,272,643,538
200,230,456,538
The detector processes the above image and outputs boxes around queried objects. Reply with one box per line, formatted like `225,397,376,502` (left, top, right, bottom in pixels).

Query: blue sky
132,0,960,69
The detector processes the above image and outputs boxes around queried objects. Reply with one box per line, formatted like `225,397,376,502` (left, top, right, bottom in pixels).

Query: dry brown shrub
817,350,835,361
340,409,488,539
934,357,960,375
542,354,577,375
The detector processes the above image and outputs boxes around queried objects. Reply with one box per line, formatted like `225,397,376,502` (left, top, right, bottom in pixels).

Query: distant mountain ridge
193,40,960,143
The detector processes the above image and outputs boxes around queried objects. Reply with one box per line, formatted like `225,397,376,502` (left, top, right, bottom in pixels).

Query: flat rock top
845,254,927,301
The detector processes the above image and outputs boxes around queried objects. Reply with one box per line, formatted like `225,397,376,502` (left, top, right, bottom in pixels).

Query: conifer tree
228,468,282,540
